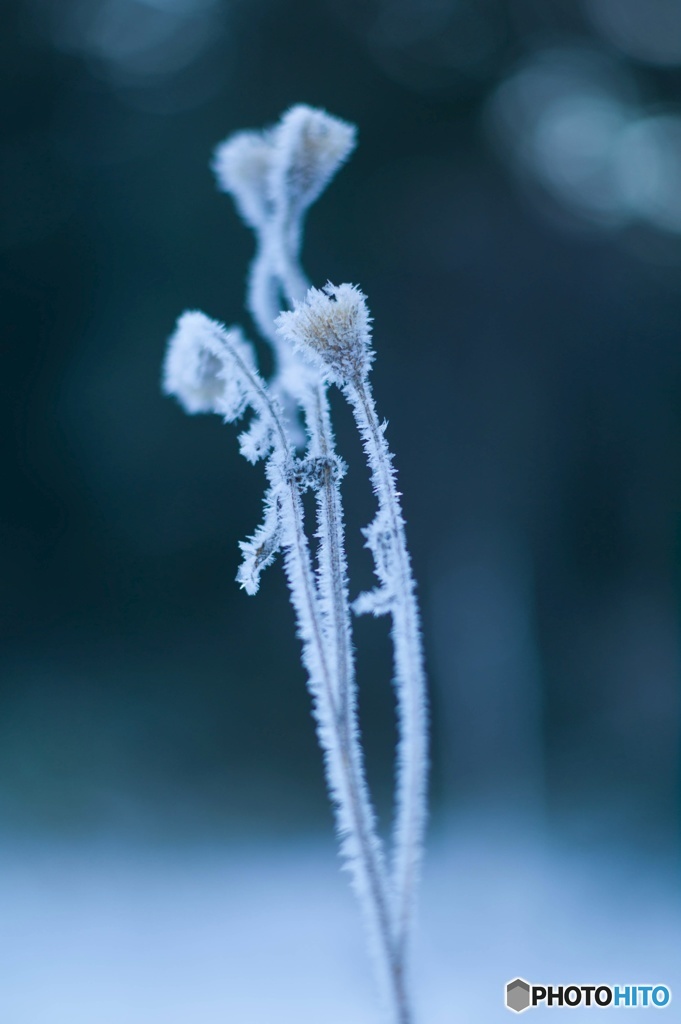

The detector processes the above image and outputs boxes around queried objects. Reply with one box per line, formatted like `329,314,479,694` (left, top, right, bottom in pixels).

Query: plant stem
344,375,428,968
246,254,409,1020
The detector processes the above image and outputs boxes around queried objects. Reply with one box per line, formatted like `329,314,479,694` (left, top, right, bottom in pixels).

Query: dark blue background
2,0,679,855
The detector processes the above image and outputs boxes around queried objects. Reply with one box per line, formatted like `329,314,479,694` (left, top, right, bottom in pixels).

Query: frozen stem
277,282,429,967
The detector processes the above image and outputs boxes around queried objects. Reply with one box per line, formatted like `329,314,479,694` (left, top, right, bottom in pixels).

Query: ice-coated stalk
277,282,429,972
345,373,428,962
163,312,407,1021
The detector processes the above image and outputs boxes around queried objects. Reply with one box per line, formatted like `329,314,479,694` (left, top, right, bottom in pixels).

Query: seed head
163,312,257,421
212,130,275,230
163,311,227,414
270,106,356,219
276,282,373,384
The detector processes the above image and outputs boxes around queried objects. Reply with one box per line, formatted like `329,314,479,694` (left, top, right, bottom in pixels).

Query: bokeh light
487,46,681,235
615,114,681,233
27,0,227,101
586,0,681,67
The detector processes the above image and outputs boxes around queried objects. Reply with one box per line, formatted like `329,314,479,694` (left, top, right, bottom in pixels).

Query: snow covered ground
1,817,678,1023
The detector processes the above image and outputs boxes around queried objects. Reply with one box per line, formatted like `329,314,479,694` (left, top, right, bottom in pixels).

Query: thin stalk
344,374,428,967
280,229,427,976
278,234,355,721
245,254,409,1021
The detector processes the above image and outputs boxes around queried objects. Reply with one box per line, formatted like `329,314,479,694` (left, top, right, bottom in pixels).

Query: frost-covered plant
163,106,428,1024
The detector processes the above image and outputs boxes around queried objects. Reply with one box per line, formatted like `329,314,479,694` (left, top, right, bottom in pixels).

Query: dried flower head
163,311,258,420
213,106,355,233
212,130,275,231
276,282,373,384
163,311,226,414
270,105,356,219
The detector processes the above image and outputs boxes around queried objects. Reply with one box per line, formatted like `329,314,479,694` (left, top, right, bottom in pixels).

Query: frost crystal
276,282,374,384
236,487,282,595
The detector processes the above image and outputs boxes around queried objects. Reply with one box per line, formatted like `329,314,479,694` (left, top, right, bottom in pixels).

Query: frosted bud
163,311,257,419
270,105,356,218
212,130,275,230
276,282,373,384
163,311,227,414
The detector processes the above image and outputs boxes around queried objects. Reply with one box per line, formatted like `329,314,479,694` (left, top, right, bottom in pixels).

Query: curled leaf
236,487,282,595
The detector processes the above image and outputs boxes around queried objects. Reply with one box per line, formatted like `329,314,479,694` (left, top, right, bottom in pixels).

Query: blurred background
1,0,680,1020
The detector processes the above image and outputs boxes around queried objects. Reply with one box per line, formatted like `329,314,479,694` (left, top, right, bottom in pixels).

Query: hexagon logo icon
506,978,531,1013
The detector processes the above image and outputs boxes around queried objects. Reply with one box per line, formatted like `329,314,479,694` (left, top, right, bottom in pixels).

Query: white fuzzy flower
276,282,373,384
